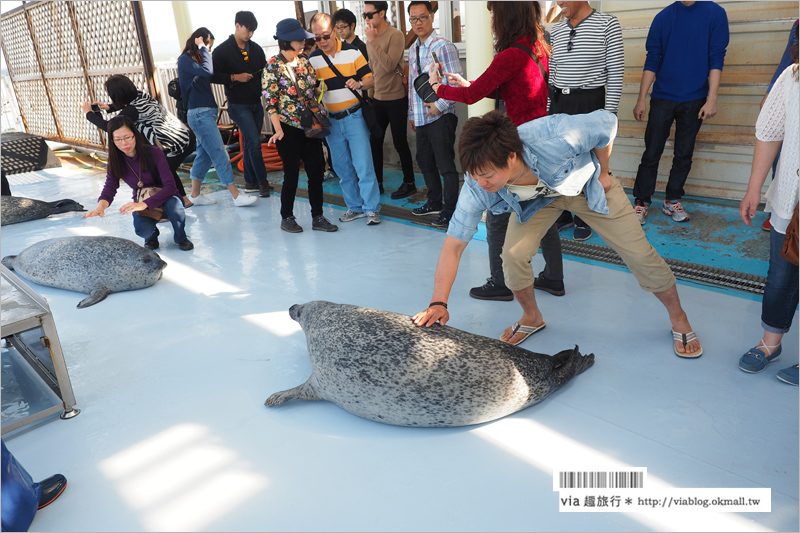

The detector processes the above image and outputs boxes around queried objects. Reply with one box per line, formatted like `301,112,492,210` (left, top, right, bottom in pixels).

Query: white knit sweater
758,65,799,233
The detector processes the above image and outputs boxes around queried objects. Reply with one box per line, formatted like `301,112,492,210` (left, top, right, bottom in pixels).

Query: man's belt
328,104,362,120
549,86,604,97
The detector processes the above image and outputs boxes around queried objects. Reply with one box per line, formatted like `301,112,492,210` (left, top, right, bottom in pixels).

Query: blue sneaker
777,364,799,385
738,342,782,373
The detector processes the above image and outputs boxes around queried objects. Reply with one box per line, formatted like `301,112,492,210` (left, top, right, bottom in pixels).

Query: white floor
2,167,797,532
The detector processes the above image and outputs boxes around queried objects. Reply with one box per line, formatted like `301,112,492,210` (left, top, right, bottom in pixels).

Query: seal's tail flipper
46,199,86,213
551,345,595,386
77,287,110,308
265,380,320,406
1,255,17,270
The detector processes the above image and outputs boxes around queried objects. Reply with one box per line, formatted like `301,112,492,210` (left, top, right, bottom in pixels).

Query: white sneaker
233,193,257,207
190,193,216,206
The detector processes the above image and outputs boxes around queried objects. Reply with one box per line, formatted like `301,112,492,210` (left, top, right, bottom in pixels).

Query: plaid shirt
408,31,461,127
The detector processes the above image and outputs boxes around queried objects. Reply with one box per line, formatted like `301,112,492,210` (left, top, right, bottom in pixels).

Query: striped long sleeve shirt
549,10,624,113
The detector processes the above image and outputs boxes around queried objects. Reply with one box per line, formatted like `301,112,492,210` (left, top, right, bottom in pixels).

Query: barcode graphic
559,471,644,489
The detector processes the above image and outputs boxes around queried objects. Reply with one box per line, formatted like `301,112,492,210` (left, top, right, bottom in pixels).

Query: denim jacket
448,110,618,243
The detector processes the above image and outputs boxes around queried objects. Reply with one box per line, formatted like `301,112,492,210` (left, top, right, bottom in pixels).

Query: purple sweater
99,145,178,209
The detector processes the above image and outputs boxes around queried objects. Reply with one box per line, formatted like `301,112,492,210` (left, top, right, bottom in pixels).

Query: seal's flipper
77,287,111,308
47,199,86,213
551,346,594,387
265,380,320,406
1,255,17,270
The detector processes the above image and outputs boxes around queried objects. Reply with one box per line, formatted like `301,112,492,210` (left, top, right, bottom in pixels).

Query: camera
91,103,101,113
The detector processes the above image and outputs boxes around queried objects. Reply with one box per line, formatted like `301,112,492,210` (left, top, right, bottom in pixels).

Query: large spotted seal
265,301,594,427
1,236,167,308
1,196,85,226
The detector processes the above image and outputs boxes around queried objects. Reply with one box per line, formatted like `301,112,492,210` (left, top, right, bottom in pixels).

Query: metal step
560,240,766,295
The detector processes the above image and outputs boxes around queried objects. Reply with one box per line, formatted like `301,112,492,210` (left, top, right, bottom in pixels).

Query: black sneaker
281,216,303,233
555,211,574,230
243,181,259,193
533,274,565,296
412,203,442,216
391,182,417,200
431,213,450,228
312,215,339,232
573,224,592,241
469,279,514,301
144,237,159,250
259,182,271,197
178,239,194,251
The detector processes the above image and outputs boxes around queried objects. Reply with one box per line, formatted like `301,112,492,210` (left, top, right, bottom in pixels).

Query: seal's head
289,303,305,323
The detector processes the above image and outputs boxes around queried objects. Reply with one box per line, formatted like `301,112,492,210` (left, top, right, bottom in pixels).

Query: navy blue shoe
38,474,67,509
738,342,782,373
777,364,798,385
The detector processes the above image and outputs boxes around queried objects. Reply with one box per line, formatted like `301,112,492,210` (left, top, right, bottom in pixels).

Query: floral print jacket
262,53,318,129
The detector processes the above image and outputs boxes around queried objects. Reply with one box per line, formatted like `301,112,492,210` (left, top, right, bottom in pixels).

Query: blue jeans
187,107,235,187
226,103,267,185
132,196,187,243
326,108,381,214
633,96,706,204
762,227,799,334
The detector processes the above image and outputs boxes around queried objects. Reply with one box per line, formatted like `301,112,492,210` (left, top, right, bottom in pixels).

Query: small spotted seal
1,236,167,308
265,301,594,427
1,196,85,226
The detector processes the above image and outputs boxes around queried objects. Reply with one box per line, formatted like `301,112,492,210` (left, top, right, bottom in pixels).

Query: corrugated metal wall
606,1,798,200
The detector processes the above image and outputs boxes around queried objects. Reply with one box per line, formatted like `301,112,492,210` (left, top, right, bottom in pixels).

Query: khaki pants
502,176,676,293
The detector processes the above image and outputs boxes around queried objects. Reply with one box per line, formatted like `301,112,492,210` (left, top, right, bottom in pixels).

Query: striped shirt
408,31,461,127
309,40,373,113
549,10,624,113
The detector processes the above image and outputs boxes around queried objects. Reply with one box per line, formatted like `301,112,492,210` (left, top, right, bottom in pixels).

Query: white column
464,2,494,117
171,2,193,46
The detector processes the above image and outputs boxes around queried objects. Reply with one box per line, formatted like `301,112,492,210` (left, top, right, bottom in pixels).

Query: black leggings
164,130,196,198
275,123,325,219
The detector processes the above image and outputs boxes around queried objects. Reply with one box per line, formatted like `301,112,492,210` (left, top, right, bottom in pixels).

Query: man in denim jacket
413,110,703,358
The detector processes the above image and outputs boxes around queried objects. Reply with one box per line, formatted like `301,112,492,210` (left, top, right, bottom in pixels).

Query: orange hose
237,143,284,172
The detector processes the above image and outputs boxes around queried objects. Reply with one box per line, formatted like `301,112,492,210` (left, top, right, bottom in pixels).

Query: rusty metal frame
1,0,157,151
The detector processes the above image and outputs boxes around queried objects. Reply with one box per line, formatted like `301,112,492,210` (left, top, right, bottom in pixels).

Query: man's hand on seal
412,305,449,327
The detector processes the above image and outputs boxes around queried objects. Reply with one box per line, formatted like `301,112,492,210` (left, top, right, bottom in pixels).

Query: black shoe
573,224,592,241
38,474,67,509
144,237,159,250
243,181,259,193
412,203,442,216
178,239,194,251
390,182,417,200
281,216,303,233
312,215,339,232
431,213,450,228
259,182,271,197
533,274,565,296
469,279,514,301
555,211,574,231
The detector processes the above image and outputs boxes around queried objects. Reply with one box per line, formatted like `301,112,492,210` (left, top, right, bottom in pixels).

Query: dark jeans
227,102,267,185
633,96,706,204
415,113,459,215
487,211,563,288
133,195,187,243
370,96,415,185
165,129,195,199
762,227,799,334
275,122,325,219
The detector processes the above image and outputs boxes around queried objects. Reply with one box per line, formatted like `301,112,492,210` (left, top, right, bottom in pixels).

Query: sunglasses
363,11,378,20
567,29,576,52
241,48,249,62
314,33,332,42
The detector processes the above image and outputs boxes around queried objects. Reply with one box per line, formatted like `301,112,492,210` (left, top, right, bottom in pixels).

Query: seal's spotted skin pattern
2,236,167,308
1,196,85,226
266,301,595,427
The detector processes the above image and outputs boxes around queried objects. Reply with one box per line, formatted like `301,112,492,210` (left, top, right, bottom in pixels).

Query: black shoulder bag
168,76,197,123
495,43,549,110
413,42,439,103
320,53,382,139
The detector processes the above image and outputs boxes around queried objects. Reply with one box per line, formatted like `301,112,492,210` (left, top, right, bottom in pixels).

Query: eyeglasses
334,24,350,31
240,48,249,62
363,11,378,20
409,14,431,24
113,135,135,144
314,33,332,42
567,29,576,52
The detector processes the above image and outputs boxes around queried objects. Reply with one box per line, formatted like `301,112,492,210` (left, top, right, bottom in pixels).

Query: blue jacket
448,110,618,243
177,48,218,110
644,1,729,102
768,20,799,93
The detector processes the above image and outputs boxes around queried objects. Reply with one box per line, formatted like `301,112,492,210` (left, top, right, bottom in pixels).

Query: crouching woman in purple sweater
84,115,194,251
